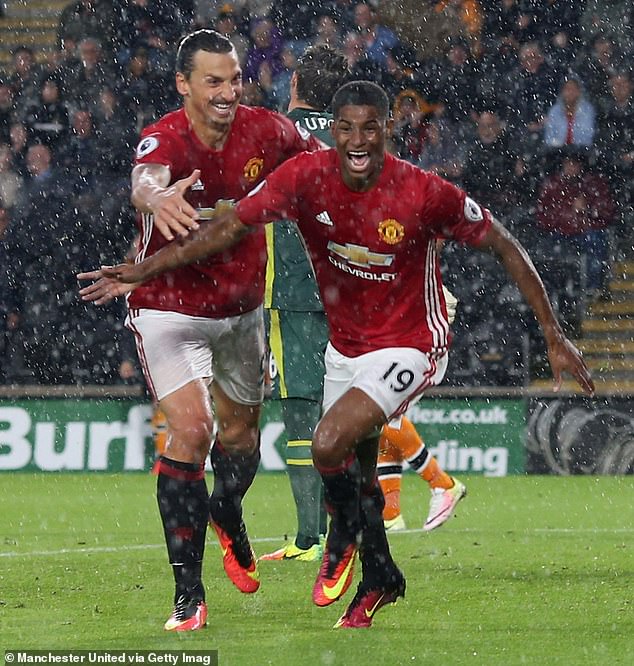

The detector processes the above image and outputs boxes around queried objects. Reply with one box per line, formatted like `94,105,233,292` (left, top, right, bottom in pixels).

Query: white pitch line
1,527,632,559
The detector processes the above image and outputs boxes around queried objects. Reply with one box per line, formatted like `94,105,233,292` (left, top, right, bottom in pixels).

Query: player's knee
218,422,259,457
166,417,214,459
312,426,345,469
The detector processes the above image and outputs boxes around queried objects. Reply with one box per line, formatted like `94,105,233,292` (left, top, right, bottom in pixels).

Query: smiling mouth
210,101,235,117
347,150,370,171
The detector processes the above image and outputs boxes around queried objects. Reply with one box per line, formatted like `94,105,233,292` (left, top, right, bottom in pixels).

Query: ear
386,117,394,135
175,72,189,96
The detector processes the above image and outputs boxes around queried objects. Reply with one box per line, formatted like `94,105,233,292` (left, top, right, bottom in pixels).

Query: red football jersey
237,150,493,357
128,106,320,317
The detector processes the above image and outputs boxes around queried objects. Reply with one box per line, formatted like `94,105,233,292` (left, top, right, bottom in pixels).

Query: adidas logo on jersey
191,178,204,191
316,211,333,226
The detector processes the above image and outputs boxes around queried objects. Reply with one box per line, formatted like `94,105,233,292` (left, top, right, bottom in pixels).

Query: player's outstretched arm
76,271,137,305
131,164,201,241
477,219,595,396
94,208,251,286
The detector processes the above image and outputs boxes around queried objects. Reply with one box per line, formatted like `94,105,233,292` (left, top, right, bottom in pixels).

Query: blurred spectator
352,1,399,69
416,115,464,181
391,92,429,162
61,37,118,115
8,120,29,177
342,30,383,81
312,10,344,49
24,77,69,151
500,41,563,147
543,77,596,148
240,80,267,106
58,108,100,193
536,148,616,295
426,38,479,126
460,110,524,217
575,34,625,107
482,0,521,45
260,45,297,111
382,45,426,101
0,80,16,143
111,0,185,72
325,0,357,33
596,71,634,239
540,0,583,49
0,143,24,210
94,87,136,185
433,0,484,51
581,0,633,48
476,37,518,114
0,199,20,382
57,0,116,52
6,144,67,381
213,5,250,66
243,17,284,84
119,46,174,133
270,0,323,42
7,46,44,120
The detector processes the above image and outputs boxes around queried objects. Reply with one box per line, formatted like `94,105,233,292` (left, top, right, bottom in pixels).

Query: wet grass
1,474,633,665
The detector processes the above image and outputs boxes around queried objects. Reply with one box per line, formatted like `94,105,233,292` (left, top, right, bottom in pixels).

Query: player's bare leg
158,379,215,631
208,381,262,593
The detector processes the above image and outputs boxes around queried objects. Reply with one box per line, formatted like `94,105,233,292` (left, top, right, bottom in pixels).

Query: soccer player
80,29,320,632
259,47,464,562
258,45,349,563
81,81,594,628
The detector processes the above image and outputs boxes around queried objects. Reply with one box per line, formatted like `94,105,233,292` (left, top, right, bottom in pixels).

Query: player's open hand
152,169,202,241
77,266,138,305
547,335,595,396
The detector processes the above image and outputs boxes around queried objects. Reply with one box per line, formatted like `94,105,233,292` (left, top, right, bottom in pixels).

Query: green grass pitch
1,473,633,665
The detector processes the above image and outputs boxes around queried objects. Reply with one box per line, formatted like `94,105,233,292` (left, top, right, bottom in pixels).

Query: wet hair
331,80,389,120
175,29,234,79
295,45,349,111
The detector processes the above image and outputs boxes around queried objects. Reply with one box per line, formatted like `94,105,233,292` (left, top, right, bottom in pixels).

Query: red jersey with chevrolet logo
128,105,320,318
237,149,492,357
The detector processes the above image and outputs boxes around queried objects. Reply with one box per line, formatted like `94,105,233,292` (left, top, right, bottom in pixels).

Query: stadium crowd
0,0,632,387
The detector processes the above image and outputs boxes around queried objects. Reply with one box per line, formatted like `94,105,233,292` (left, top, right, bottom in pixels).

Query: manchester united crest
243,157,264,182
378,219,405,245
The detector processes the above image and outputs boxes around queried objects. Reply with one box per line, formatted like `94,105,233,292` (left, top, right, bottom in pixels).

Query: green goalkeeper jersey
264,107,334,312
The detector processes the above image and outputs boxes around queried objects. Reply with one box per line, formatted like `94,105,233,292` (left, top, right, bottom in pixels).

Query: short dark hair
331,80,389,120
295,45,349,111
175,29,234,79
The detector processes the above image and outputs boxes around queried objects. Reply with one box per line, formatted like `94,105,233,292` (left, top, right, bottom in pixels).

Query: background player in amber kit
80,29,320,632
82,81,594,629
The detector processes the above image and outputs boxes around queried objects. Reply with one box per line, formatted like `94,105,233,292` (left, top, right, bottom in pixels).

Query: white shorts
126,307,266,404
322,343,448,422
